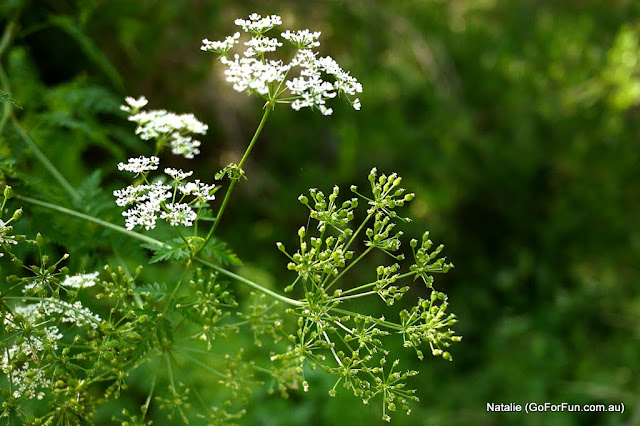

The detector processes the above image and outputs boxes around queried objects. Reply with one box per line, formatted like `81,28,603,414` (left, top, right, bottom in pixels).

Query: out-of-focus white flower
61,272,100,289
0,219,18,249
120,102,208,159
117,156,160,174
120,95,148,112
169,134,201,159
281,29,321,49
201,32,240,54
244,36,283,57
1,298,101,399
234,13,282,34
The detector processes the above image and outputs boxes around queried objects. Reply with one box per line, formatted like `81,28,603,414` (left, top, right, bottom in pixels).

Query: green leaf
204,237,242,266
134,282,169,301
142,238,190,264
0,90,21,109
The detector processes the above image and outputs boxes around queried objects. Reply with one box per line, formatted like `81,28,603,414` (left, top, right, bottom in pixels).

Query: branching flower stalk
0,12,460,423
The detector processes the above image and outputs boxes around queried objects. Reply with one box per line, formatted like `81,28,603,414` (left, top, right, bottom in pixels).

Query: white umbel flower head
120,100,208,159
61,272,100,289
235,13,282,34
120,95,148,113
118,156,160,174
178,180,217,201
161,203,197,227
281,30,321,49
202,13,363,115
201,32,240,54
165,168,194,181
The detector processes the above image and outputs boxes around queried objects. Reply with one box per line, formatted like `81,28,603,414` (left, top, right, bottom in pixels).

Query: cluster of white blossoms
1,298,101,399
201,13,362,116
115,96,218,231
121,96,208,159
61,272,100,289
114,164,216,230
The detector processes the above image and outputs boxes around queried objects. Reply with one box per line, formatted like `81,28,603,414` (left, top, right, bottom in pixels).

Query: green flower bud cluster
270,169,460,421
410,231,453,287
298,185,358,232
399,291,461,361
278,225,354,288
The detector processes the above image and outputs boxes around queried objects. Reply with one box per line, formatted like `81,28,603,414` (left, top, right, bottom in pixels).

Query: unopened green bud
12,208,22,221
36,233,44,247
3,186,13,199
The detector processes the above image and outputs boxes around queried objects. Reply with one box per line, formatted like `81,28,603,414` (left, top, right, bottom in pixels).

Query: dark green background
1,0,639,424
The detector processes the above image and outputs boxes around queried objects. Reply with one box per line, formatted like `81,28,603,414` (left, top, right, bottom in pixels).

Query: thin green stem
195,258,303,307
12,122,81,201
329,307,403,331
344,212,373,253
0,22,16,134
197,107,271,254
163,265,191,315
324,246,373,291
16,194,300,307
15,194,165,247
140,365,159,422
339,271,415,297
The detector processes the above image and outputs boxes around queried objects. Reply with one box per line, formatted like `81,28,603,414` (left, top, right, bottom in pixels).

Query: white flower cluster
114,168,216,230
201,13,362,115
120,96,208,159
118,156,160,174
36,298,103,329
114,181,172,230
1,299,100,399
61,272,100,289
235,13,282,34
201,32,240,54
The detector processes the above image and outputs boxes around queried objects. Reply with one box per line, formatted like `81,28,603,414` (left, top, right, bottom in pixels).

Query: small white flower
244,36,282,57
281,29,321,48
0,219,18,247
165,168,194,181
161,203,197,227
235,13,282,34
178,180,217,201
201,32,240,53
117,156,160,174
61,272,99,289
169,134,201,159
126,108,208,159
120,95,148,112
353,98,361,111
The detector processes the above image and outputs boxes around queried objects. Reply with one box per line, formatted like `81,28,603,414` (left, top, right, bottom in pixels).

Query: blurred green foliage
1,0,639,424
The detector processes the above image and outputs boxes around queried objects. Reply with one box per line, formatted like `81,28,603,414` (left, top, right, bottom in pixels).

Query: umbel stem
198,107,271,254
